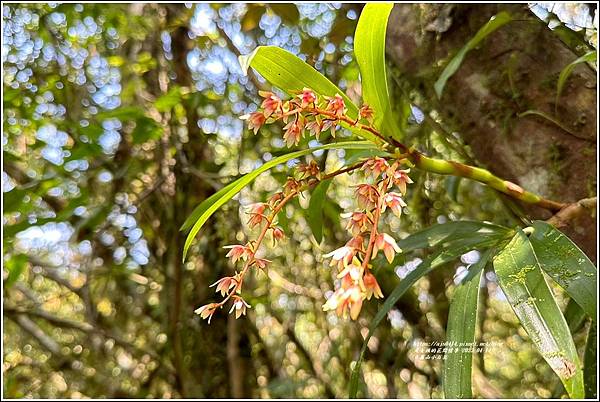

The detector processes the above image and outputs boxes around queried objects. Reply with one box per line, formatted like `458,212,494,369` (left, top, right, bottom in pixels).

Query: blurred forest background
2,2,597,399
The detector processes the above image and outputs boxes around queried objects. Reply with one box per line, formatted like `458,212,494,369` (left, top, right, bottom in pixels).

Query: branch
547,197,597,228
7,313,63,356
5,305,174,373
5,306,93,332
304,107,567,212
3,161,66,212
29,258,83,297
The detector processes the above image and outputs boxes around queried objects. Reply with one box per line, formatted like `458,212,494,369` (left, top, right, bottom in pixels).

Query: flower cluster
195,195,290,322
241,88,376,147
196,87,413,323
195,173,323,323
322,157,412,320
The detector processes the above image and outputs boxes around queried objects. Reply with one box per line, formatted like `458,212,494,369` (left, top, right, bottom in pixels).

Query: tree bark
385,3,597,260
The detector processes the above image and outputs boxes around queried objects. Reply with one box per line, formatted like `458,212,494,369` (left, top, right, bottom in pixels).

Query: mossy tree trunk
385,3,597,260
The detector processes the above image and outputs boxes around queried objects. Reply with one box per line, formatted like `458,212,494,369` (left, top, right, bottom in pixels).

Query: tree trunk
385,3,597,260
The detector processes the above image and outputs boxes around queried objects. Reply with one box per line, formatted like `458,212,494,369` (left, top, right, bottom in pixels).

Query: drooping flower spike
322,155,412,320
197,88,413,323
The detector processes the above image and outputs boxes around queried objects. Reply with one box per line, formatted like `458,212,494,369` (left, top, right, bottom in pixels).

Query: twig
547,197,597,228
7,313,63,356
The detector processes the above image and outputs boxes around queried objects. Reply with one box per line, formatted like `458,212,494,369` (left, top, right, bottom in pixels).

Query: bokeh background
2,3,597,398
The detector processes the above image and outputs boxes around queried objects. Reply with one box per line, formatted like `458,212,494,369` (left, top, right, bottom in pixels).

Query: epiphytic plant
182,4,596,399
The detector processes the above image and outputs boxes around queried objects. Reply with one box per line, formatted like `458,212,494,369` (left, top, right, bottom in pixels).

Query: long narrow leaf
180,179,239,232
349,239,499,398
354,3,401,140
181,141,375,260
564,299,587,334
493,230,584,398
556,51,596,105
443,249,490,398
434,12,512,98
396,220,512,253
529,220,597,320
584,323,597,399
307,179,331,243
517,110,580,137
239,46,380,143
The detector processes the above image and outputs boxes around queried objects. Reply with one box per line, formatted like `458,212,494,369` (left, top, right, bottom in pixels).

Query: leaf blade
529,220,597,320
584,323,597,399
443,249,490,398
4,254,29,288
181,141,375,260
307,179,332,243
556,51,597,104
564,298,587,334
493,229,584,398
396,220,512,253
434,11,512,98
354,3,401,140
238,46,380,143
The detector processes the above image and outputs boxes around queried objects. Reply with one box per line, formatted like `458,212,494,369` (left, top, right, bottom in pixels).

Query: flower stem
218,161,369,307
361,182,386,272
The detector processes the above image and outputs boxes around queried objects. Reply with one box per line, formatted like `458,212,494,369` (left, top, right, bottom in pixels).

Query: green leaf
322,198,342,233
556,51,596,105
493,230,584,398
238,46,380,144
349,239,500,398
396,220,512,254
551,25,593,57
343,148,391,167
445,176,462,202
564,299,587,334
517,110,580,138
95,106,145,121
3,188,28,213
434,12,512,98
95,106,162,144
354,3,401,140
4,254,29,288
443,249,490,398
155,86,182,112
584,323,597,399
181,141,375,261
239,46,354,109
307,179,331,243
131,116,162,144
528,220,596,321
3,88,20,105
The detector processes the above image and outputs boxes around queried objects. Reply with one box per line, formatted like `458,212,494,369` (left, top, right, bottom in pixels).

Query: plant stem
406,151,565,211
307,107,567,212
218,161,368,307
361,179,388,272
